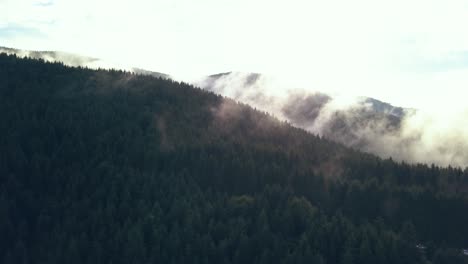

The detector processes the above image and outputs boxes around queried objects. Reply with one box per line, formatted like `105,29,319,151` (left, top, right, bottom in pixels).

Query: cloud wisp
196,72,468,168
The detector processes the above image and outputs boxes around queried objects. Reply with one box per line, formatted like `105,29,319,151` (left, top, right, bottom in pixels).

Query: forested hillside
1,54,467,264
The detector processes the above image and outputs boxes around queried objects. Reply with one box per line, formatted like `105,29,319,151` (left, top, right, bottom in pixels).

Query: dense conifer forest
1,54,468,264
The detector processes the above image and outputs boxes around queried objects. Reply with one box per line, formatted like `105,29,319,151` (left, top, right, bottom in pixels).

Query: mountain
3,46,434,165
0,46,171,79
197,72,468,167
281,93,415,152
361,97,408,118
0,46,99,66
1,53,468,264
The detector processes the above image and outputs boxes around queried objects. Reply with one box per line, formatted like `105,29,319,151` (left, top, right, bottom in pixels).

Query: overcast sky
2,0,468,112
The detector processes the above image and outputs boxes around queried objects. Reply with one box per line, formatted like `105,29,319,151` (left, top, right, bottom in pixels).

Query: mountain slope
7,47,455,167
196,72,446,164
1,54,468,264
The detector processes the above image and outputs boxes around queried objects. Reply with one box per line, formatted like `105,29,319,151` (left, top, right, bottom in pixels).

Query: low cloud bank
196,72,468,168
3,46,466,168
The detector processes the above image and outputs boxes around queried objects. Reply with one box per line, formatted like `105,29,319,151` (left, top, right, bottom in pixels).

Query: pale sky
2,0,468,111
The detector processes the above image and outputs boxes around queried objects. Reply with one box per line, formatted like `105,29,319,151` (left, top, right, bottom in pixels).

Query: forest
1,53,468,264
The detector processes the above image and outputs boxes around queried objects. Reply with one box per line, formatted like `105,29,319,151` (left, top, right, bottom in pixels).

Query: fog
0,46,170,79
2,46,467,168
195,72,468,168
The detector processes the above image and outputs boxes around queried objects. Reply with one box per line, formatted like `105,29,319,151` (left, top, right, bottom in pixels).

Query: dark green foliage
1,54,468,264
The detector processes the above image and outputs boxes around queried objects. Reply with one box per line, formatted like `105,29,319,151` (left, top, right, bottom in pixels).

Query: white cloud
2,0,468,111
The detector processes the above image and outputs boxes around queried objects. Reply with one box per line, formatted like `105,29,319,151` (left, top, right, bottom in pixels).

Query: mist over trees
4,46,467,168
1,54,468,264
197,72,468,168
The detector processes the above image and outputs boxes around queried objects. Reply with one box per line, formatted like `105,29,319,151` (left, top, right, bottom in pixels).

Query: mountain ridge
3,46,467,168
196,72,424,161
0,46,171,79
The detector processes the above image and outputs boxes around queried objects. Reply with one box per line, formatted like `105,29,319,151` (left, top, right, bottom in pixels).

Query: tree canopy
1,53,467,264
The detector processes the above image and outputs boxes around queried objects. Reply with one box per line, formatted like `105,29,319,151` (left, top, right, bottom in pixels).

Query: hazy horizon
2,0,468,168
3,0,468,111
